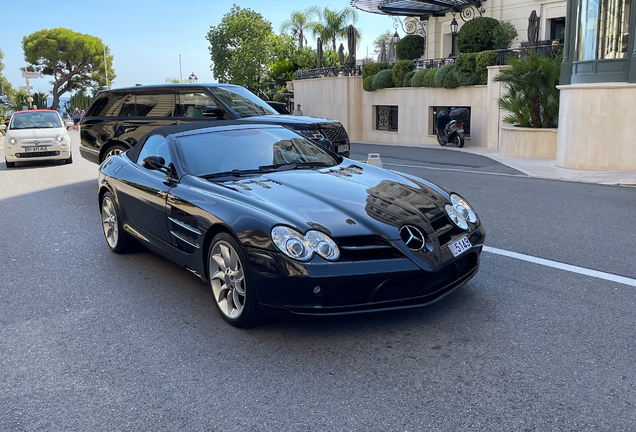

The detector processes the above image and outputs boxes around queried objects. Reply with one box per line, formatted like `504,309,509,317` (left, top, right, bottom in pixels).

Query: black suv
79,84,351,164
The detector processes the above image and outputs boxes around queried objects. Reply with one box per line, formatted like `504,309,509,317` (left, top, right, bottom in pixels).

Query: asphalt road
1,134,635,431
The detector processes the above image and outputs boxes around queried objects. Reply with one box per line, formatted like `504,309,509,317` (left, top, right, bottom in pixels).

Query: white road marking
483,246,636,288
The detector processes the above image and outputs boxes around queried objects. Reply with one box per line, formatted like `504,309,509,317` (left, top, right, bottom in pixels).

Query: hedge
456,17,500,53
362,62,391,79
442,68,460,89
363,75,375,91
455,53,477,73
396,35,425,61
392,60,415,87
476,50,497,84
434,63,456,87
410,69,428,87
403,70,417,87
455,71,482,86
371,69,395,90
422,69,438,87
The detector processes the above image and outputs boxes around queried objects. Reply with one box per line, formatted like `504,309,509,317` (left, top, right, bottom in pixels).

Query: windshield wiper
258,162,330,170
201,168,276,179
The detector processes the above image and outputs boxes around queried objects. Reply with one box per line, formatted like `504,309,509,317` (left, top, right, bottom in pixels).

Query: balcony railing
415,57,455,70
295,65,362,80
496,44,564,65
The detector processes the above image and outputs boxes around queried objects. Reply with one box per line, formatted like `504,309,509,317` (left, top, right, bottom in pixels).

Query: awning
351,0,482,18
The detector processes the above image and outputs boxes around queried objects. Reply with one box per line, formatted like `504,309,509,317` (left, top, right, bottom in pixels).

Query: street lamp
188,73,198,83
392,31,400,45
450,18,459,35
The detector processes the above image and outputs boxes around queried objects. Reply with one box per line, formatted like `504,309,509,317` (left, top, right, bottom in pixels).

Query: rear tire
208,232,263,328
5,161,15,168
101,191,134,254
101,144,129,163
453,134,464,148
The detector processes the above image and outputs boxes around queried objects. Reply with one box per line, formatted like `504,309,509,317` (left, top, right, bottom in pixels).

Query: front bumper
247,243,482,318
4,145,71,162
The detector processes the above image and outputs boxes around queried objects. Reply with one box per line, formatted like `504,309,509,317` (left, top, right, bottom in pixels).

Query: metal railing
415,57,455,70
295,65,362,80
496,44,564,65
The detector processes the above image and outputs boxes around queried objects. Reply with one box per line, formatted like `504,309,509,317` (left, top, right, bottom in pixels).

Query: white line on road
484,246,636,288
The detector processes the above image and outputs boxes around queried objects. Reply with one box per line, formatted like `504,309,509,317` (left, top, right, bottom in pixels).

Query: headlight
9,138,17,145
306,230,340,260
450,193,477,224
445,204,468,230
55,134,64,143
271,226,340,262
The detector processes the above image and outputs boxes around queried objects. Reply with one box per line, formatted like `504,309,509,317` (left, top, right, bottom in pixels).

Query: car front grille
336,235,402,261
16,151,60,158
318,124,348,143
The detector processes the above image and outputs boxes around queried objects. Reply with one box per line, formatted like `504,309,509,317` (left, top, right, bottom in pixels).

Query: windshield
175,127,341,177
10,112,62,129
207,86,277,118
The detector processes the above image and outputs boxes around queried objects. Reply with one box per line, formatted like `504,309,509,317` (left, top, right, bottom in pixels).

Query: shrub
442,69,459,89
363,75,375,91
476,50,497,84
456,17,500,53
362,62,390,79
392,60,415,87
422,69,438,87
455,53,477,73
410,69,428,87
396,35,425,61
455,71,482,86
493,22,518,50
372,69,395,90
403,70,417,87
434,63,455,87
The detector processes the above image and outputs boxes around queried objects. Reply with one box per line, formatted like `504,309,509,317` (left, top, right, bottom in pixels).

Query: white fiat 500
3,110,72,168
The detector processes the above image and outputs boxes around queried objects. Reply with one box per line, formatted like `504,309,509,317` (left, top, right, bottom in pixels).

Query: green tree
373,31,392,55
0,47,15,103
207,5,275,92
22,28,115,110
307,6,358,51
32,91,49,109
280,10,311,49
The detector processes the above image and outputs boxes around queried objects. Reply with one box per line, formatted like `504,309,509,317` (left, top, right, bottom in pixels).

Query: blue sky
1,0,395,95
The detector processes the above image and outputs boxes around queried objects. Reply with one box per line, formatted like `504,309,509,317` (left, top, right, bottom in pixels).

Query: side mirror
203,106,225,119
141,155,166,171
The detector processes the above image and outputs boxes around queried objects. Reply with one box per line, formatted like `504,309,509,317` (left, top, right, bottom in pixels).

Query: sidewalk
355,141,636,187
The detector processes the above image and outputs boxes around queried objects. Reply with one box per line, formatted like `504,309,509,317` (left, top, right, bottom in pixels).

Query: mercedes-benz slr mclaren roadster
98,121,486,327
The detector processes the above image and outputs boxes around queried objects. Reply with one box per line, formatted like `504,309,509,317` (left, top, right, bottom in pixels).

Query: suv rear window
85,92,176,117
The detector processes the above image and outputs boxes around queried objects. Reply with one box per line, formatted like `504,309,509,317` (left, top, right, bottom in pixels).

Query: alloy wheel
101,196,119,249
209,240,246,319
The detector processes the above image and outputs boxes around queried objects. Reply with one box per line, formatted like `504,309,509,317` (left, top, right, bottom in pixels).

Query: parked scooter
436,108,469,147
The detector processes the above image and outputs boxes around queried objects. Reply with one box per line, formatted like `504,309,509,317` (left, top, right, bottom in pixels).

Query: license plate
448,236,472,257
338,144,349,153
24,147,46,152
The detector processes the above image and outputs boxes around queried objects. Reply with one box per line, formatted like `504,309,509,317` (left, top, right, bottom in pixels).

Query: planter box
499,124,558,159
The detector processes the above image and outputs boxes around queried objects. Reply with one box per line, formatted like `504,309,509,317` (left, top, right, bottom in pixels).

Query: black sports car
98,121,486,327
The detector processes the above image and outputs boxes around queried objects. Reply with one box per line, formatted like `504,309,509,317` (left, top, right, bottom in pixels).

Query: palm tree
280,10,310,49
307,7,358,52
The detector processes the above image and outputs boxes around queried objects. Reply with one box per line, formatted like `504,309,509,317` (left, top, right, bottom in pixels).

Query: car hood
186,160,452,241
237,115,338,129
6,127,66,140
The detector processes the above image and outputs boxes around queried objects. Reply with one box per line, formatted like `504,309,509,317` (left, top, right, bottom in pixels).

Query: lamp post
450,17,459,57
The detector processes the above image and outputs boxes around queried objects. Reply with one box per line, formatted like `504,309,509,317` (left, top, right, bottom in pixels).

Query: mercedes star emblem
399,225,426,251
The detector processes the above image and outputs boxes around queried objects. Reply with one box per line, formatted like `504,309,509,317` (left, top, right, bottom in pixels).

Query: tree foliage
22,28,114,110
493,22,518,50
306,6,358,51
280,10,311,49
495,53,562,128
207,5,276,92
396,35,425,61
456,17,500,53
373,31,392,56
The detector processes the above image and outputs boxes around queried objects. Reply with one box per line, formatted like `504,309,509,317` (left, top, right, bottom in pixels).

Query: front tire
208,233,263,328
101,191,133,254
